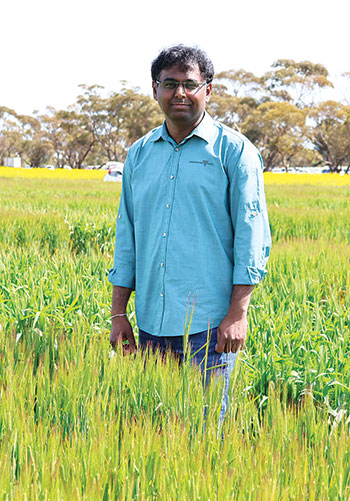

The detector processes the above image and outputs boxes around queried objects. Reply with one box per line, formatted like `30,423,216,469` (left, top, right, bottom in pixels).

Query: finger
215,341,225,354
231,338,244,353
239,336,246,350
123,343,137,355
127,334,137,351
224,343,231,354
215,329,225,354
122,334,137,354
110,332,126,349
109,335,119,348
215,327,226,354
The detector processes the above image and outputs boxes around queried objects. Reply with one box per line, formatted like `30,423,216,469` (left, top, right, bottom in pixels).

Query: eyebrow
162,78,198,82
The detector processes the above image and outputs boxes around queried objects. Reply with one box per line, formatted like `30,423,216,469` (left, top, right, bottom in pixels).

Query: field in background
0,170,349,498
0,166,106,181
1,165,350,186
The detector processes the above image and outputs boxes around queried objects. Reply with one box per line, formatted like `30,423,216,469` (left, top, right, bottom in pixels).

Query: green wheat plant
0,174,349,499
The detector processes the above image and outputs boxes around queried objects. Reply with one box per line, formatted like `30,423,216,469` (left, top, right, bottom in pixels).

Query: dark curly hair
151,45,214,83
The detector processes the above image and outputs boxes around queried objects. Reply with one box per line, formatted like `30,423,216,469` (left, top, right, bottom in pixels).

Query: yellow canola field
1,166,350,186
0,166,105,180
264,172,350,187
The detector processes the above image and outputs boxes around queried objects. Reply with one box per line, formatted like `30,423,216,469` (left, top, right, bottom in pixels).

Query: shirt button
175,147,179,152
166,203,170,208
160,292,164,297
170,175,175,180
162,232,166,237
161,262,164,267
117,214,121,219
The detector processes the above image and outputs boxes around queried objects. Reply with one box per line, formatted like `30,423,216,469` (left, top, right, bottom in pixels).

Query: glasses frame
155,79,208,94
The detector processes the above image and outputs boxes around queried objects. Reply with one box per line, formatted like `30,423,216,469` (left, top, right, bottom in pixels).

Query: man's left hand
215,314,247,354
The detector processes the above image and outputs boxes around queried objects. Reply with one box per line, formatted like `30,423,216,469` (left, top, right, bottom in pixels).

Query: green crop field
0,170,349,499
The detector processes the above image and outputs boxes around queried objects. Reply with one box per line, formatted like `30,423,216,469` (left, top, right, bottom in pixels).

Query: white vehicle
101,161,124,171
104,166,123,182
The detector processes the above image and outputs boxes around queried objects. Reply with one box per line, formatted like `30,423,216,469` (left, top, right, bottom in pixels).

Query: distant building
4,157,21,168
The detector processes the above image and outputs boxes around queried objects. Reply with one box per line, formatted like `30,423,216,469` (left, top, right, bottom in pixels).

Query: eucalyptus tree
242,101,307,171
75,84,162,163
40,106,95,169
263,59,333,108
309,101,350,172
0,108,52,167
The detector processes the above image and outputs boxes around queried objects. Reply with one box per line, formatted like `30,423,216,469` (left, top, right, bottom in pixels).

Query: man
108,45,271,409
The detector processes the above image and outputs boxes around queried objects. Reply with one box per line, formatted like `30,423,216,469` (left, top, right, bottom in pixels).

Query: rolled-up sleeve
228,141,271,285
108,155,135,289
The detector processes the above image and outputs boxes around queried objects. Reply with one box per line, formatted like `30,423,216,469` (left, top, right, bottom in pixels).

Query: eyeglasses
155,79,207,93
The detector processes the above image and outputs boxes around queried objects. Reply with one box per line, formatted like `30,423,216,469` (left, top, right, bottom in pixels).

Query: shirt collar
190,112,216,144
149,112,215,145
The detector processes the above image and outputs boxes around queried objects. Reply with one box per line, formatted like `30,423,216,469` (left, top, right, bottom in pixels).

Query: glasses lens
162,81,177,90
183,82,199,91
159,80,205,92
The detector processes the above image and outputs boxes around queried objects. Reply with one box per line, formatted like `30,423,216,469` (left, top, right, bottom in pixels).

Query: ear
152,81,158,101
205,82,212,103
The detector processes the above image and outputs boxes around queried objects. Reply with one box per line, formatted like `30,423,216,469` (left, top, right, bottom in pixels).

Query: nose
174,82,186,98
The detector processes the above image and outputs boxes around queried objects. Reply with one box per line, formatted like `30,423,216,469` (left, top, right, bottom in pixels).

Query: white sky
1,0,349,115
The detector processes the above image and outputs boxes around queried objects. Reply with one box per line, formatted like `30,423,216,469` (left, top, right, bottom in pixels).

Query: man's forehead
159,63,201,79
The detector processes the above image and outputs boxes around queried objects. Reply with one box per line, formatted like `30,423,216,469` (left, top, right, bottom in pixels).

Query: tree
0,106,20,162
40,109,67,168
338,72,350,105
242,101,307,170
309,101,350,172
207,69,266,132
263,59,333,108
208,93,259,132
75,84,162,163
57,109,95,169
0,108,52,167
41,106,95,169
121,88,163,146
214,69,265,99
16,114,52,167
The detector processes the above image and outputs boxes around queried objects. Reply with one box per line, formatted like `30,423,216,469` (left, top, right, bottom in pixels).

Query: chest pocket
179,157,227,190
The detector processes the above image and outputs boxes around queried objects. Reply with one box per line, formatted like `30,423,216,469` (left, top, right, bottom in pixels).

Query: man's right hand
110,316,137,354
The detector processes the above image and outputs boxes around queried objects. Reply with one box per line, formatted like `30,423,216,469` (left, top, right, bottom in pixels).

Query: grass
0,170,349,499
1,335,349,499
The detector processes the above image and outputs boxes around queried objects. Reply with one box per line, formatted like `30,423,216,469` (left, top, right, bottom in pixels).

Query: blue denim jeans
138,327,237,425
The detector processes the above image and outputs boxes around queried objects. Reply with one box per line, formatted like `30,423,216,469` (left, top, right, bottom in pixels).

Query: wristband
111,313,127,320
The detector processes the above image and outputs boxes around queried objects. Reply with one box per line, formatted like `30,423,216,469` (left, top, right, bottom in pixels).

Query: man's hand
215,284,255,354
215,314,247,354
110,286,135,354
110,316,137,354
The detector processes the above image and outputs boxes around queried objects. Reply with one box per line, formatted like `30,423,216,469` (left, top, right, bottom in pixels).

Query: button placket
157,145,182,332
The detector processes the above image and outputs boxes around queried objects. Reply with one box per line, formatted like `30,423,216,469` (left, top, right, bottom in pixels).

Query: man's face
152,63,212,128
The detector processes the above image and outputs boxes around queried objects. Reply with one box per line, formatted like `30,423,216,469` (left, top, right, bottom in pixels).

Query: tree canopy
0,60,349,172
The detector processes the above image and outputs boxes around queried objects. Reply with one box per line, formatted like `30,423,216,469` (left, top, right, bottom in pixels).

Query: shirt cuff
108,268,135,289
233,265,267,285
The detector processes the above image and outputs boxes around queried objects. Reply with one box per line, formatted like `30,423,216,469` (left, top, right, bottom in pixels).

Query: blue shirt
108,113,271,336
